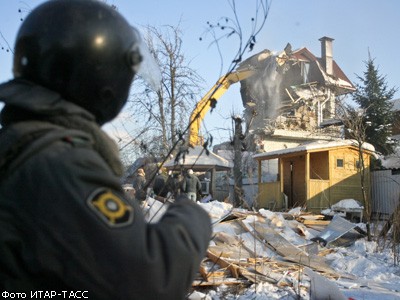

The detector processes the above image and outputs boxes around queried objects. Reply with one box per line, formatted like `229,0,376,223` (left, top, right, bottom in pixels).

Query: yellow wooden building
253,140,375,212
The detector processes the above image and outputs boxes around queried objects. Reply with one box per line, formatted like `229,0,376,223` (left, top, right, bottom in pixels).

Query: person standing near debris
122,183,136,200
0,1,211,299
131,167,147,200
182,169,202,202
166,171,184,198
153,168,169,197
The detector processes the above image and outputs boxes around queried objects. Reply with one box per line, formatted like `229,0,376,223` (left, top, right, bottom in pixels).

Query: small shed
253,140,375,212
163,145,232,200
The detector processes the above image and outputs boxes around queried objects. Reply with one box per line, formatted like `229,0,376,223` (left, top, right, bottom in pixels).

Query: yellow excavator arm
188,68,256,147
188,46,292,147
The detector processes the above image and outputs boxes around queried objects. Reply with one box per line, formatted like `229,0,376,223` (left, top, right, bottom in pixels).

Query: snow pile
199,200,234,224
331,199,364,210
321,198,364,216
328,240,400,299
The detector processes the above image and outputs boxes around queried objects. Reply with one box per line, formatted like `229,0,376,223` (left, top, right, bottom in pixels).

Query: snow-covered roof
163,145,232,171
253,139,375,160
391,98,400,111
380,144,400,169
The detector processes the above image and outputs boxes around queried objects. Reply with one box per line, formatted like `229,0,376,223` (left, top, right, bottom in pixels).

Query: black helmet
13,0,156,124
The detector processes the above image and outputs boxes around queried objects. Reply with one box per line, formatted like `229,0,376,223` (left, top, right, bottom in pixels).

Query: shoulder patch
87,188,133,227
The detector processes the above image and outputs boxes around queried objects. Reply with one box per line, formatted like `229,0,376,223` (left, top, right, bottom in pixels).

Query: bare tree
120,23,204,161
192,0,271,207
338,103,373,240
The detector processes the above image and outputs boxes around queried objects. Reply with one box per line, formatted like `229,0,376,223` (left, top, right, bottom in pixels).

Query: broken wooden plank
199,261,230,282
207,250,241,278
208,244,253,261
192,277,248,287
298,214,326,220
302,219,331,226
240,268,277,284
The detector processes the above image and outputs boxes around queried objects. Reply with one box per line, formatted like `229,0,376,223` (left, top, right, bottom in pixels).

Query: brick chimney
319,36,334,76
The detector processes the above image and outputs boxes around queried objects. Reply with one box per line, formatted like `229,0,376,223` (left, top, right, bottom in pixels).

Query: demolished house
239,36,356,152
210,37,371,211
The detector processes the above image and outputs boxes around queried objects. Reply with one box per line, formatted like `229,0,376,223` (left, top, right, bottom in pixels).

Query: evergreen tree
353,55,397,156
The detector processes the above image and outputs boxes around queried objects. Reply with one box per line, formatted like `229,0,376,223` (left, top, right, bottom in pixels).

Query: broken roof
291,46,356,93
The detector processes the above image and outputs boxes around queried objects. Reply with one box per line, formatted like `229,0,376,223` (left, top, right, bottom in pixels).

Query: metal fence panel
371,170,400,216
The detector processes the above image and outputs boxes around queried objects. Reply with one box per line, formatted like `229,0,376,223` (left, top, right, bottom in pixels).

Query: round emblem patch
87,188,133,227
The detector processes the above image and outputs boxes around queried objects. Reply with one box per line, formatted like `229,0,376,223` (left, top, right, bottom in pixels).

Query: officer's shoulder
35,127,94,149
61,134,92,148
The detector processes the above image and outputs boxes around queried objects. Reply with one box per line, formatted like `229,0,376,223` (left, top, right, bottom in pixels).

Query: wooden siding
310,151,329,179
258,182,283,210
308,179,330,209
256,144,372,212
328,147,370,206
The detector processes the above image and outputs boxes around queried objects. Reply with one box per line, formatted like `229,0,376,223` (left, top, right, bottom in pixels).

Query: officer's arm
40,144,211,299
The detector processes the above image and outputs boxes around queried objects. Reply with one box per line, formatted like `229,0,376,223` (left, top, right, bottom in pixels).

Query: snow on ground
191,200,400,300
142,198,400,299
330,240,400,300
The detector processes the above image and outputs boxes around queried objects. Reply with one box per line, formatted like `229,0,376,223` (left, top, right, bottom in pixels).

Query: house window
336,158,344,168
261,159,279,183
301,62,310,83
355,160,361,169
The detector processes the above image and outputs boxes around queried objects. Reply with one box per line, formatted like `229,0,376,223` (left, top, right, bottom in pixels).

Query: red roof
291,47,355,91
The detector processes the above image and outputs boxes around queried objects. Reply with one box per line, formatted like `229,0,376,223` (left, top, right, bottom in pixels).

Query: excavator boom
188,68,256,146
188,46,292,147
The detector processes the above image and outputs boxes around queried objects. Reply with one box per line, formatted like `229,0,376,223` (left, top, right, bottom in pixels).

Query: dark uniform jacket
0,80,212,299
182,174,202,194
153,173,168,197
131,173,146,193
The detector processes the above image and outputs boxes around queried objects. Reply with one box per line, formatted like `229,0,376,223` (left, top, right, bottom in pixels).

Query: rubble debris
247,220,346,278
143,199,367,296
305,267,347,300
311,215,366,248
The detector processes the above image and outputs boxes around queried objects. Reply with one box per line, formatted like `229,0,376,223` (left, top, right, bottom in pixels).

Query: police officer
0,1,211,299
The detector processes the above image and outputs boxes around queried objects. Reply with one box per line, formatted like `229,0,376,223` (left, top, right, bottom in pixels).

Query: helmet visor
128,28,162,92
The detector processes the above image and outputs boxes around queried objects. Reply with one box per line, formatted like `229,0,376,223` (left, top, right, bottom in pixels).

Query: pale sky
1,0,399,144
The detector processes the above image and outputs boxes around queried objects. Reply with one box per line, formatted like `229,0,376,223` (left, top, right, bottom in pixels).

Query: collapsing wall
238,38,354,146
240,53,285,131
